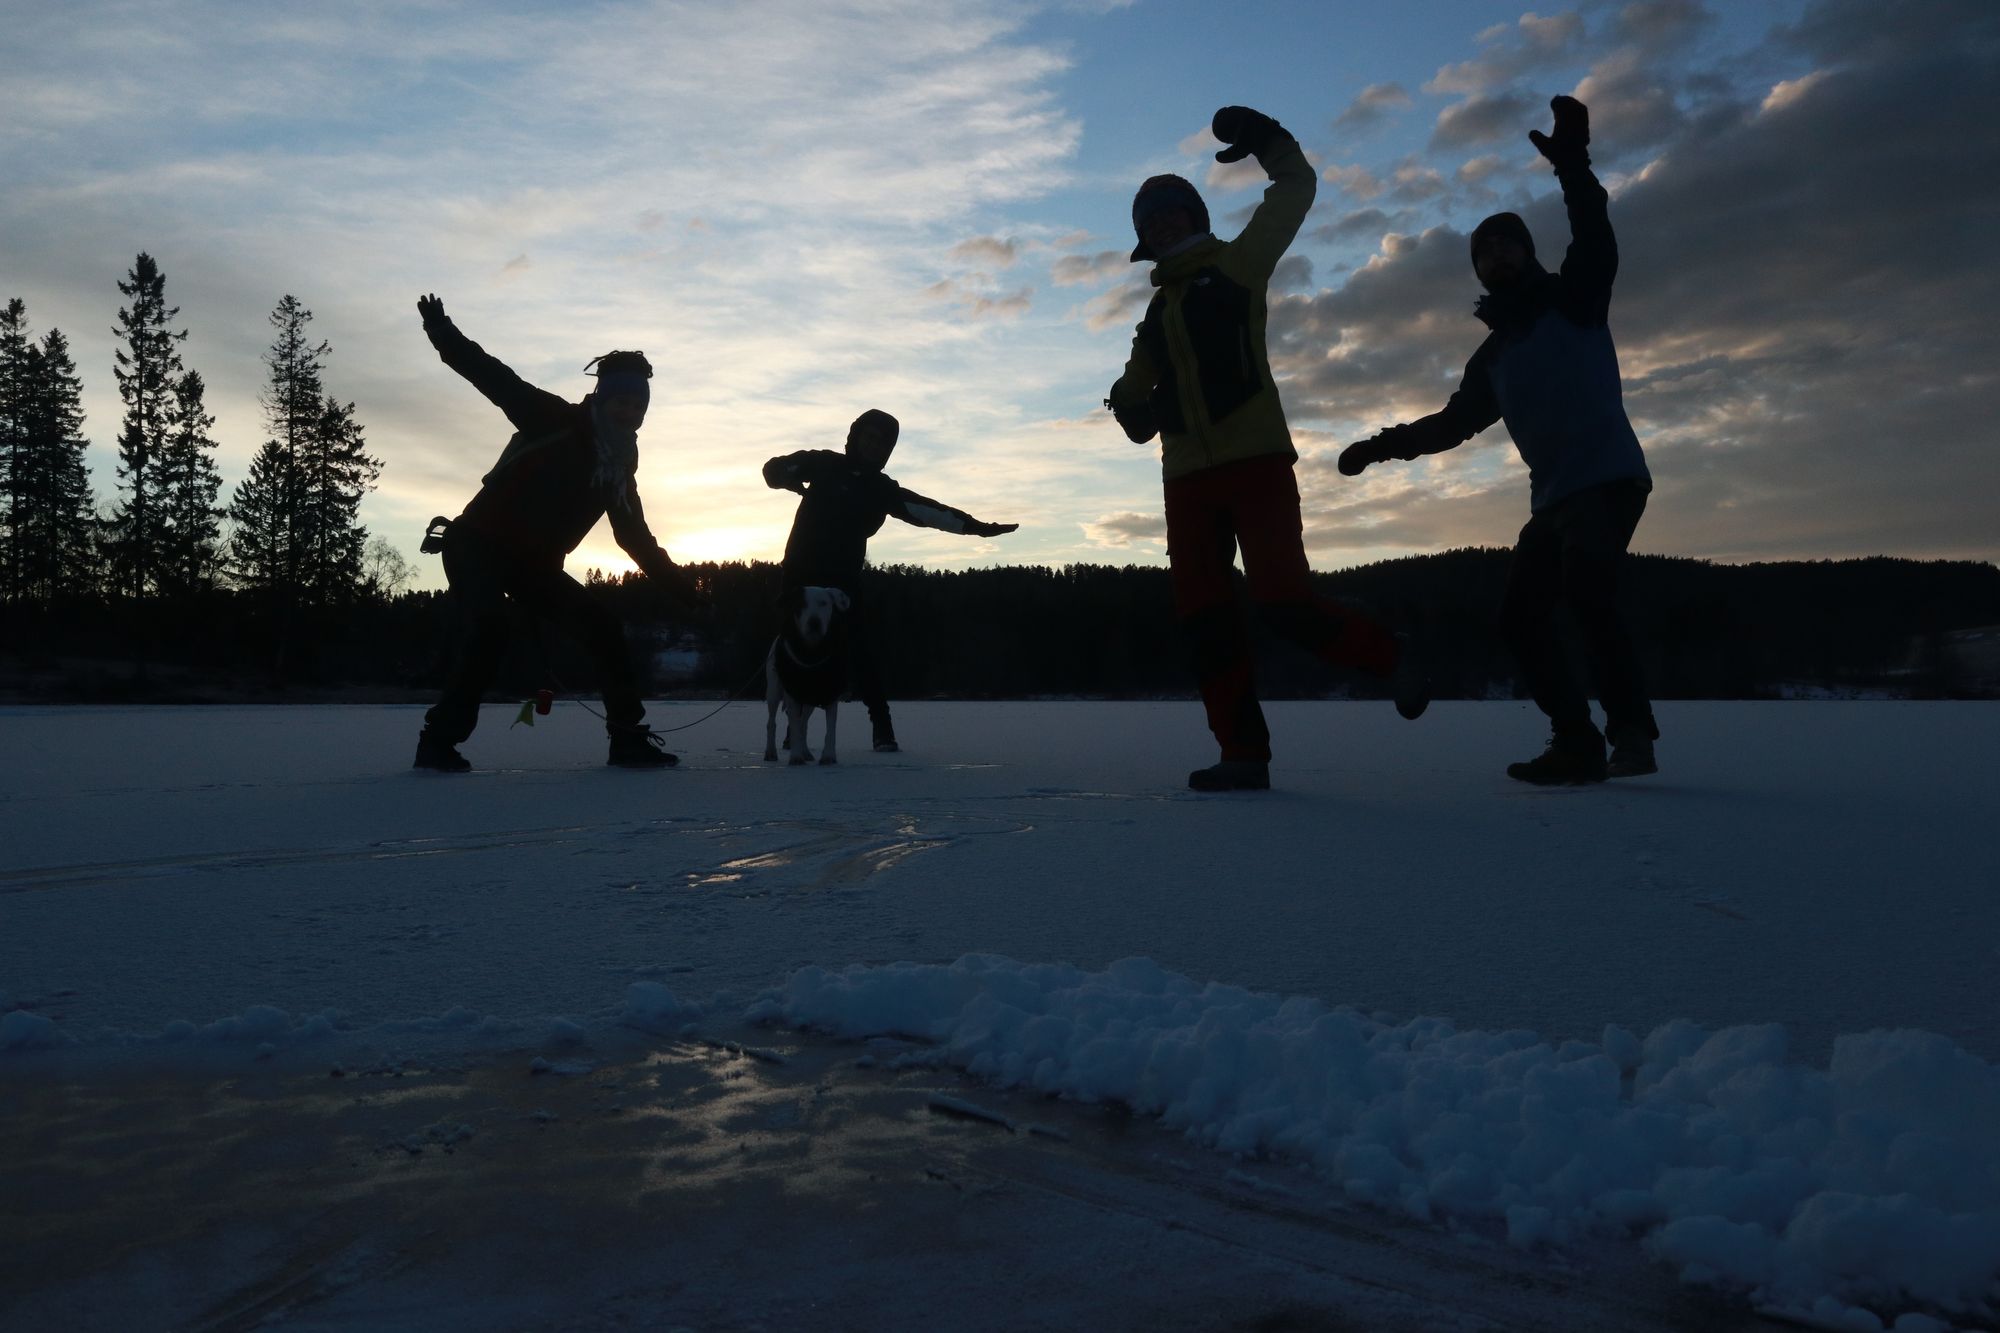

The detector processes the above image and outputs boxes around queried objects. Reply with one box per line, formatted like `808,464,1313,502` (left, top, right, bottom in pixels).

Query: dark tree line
1,258,382,678
10,549,1993,704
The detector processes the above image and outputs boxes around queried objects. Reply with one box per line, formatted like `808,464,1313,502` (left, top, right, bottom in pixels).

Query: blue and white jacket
1430,164,1651,514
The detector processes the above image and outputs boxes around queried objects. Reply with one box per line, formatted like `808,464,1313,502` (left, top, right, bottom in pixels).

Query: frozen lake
3,700,1996,1330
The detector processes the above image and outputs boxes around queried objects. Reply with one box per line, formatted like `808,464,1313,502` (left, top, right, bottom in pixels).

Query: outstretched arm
891,486,1017,538
1338,347,1502,475
417,293,570,432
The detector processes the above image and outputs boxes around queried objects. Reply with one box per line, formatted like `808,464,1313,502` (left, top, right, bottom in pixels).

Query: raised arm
1211,107,1315,283
1530,97,1617,327
417,294,570,432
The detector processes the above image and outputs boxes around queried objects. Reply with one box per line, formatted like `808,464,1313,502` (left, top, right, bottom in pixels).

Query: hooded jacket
763,450,985,591
1109,135,1316,482
1423,162,1650,513
424,316,679,581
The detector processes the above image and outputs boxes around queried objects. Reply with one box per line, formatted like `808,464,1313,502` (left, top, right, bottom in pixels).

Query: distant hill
4,553,1997,703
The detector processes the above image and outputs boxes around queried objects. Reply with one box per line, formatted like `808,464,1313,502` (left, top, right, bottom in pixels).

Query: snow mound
752,954,2000,1322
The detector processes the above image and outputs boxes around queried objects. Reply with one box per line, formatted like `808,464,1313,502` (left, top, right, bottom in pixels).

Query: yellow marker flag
513,699,536,727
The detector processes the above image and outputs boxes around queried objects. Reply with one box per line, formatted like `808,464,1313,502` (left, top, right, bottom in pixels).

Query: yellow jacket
1111,136,1316,481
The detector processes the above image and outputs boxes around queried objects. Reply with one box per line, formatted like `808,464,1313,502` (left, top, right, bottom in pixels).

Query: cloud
1430,91,1539,150
949,235,1022,267
1085,510,1167,547
1079,278,1153,333
1425,11,1588,96
1321,162,1384,201
1333,82,1414,132
1050,249,1129,287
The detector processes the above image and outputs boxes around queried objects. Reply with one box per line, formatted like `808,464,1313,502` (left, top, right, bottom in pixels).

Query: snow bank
752,954,2000,1324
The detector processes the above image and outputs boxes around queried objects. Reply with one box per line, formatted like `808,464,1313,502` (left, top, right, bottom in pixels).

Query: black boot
608,724,678,768
1506,728,1606,785
871,712,899,754
1607,722,1658,778
414,729,471,773
1392,633,1430,721
1188,759,1270,792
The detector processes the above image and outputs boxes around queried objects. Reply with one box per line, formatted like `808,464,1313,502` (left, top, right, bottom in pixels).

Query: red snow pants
1164,454,1398,762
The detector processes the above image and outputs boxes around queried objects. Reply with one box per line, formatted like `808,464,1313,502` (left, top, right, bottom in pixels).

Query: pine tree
156,369,225,597
14,330,98,606
110,253,187,599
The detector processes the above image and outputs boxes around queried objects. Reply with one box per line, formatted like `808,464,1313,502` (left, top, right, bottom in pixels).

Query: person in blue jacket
1339,96,1658,784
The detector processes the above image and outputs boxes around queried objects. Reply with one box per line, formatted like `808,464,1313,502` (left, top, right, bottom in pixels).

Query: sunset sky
4,0,1995,588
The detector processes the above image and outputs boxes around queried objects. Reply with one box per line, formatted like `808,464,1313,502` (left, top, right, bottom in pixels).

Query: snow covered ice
3,699,1997,1331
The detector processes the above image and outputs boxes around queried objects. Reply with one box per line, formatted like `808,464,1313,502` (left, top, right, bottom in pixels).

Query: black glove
1211,106,1286,164
416,292,446,326
1528,95,1590,170
1105,394,1158,445
968,520,1019,538
1337,425,1418,476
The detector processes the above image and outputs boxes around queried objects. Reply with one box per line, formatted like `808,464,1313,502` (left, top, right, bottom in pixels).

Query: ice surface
3,699,1997,1323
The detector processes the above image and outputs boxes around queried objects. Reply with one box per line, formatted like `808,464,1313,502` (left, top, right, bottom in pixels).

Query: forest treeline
5,551,1996,704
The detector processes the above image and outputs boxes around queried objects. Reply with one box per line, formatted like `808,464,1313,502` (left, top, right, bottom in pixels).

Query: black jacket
426,316,679,579
765,450,981,591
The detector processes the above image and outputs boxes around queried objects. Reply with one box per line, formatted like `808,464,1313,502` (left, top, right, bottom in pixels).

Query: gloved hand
1211,106,1287,164
761,456,803,493
1337,424,1418,476
416,293,446,325
1104,392,1158,444
969,520,1019,538
1528,95,1590,170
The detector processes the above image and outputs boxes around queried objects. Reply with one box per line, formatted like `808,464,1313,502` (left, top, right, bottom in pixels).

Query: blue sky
4,0,1995,588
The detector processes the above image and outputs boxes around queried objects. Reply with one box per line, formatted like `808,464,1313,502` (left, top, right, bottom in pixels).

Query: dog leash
529,659,770,735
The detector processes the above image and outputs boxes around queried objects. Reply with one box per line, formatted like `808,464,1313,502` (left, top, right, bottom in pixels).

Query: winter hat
1130,174,1210,262
1469,212,1536,265
846,408,899,461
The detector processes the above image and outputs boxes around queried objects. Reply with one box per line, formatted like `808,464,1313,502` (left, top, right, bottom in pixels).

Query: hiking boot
1607,725,1658,778
608,724,679,768
871,717,899,754
1506,729,1606,785
413,729,471,773
1188,759,1271,792
1392,633,1430,721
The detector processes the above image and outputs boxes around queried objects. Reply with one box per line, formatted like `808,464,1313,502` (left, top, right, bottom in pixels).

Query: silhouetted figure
412,294,702,772
762,409,1016,751
1107,106,1426,793
1339,96,1656,784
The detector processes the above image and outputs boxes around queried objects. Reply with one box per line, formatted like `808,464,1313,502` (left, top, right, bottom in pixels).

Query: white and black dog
764,584,851,765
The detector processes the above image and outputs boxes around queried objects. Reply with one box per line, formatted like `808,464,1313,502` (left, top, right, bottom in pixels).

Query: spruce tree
0,298,32,603
14,330,98,606
228,295,325,596
156,369,225,597
110,253,187,598
295,392,381,609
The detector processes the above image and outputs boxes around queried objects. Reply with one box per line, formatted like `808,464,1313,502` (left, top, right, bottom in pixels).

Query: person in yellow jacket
1108,106,1425,792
